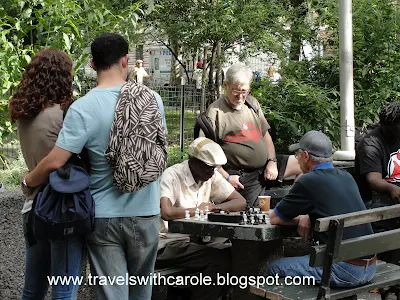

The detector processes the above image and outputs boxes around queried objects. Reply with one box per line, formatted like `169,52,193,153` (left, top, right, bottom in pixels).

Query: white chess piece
185,210,190,220
195,208,200,220
200,210,205,221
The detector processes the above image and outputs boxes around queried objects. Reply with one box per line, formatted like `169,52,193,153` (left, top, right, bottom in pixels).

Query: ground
0,189,383,299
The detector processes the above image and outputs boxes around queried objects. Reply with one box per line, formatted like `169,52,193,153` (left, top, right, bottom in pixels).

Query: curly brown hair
9,48,73,122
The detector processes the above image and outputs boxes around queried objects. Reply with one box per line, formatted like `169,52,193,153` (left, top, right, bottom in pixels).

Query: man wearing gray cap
266,130,376,287
157,137,246,300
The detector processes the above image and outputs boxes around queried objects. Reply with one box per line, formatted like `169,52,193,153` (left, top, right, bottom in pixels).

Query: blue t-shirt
56,85,165,218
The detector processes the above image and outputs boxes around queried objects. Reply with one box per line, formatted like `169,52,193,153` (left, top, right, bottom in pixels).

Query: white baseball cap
188,137,227,166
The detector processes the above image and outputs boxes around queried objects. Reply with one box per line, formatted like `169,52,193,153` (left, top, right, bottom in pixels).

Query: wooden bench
250,204,400,300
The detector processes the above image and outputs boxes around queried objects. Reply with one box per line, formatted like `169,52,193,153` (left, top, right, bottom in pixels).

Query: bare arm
24,146,73,187
160,190,246,221
217,167,244,189
264,131,278,180
216,190,246,212
366,172,400,203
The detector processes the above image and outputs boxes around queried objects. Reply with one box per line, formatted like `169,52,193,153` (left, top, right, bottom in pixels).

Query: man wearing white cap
131,59,151,84
157,137,246,300
266,130,376,288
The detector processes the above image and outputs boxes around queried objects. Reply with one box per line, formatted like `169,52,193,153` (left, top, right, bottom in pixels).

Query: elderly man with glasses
204,63,301,208
266,130,376,288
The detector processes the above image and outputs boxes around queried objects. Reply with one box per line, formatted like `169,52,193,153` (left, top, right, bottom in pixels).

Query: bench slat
310,229,400,267
314,204,400,233
250,263,400,300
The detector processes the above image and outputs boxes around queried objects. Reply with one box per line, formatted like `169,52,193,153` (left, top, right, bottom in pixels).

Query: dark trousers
229,155,289,207
156,240,231,300
365,200,400,264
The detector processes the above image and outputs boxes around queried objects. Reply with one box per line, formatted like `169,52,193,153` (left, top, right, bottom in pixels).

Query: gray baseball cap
289,130,333,158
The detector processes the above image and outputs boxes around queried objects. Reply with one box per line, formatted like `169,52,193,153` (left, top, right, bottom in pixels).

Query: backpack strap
193,113,217,142
245,95,259,115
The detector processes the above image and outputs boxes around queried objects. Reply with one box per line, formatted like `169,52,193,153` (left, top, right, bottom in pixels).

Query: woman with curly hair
9,48,84,300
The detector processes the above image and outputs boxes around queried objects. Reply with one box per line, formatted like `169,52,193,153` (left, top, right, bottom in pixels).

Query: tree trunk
170,39,182,85
207,42,217,106
215,41,222,98
289,0,307,61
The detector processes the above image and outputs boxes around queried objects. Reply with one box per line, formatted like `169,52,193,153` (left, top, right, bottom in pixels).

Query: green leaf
63,33,71,51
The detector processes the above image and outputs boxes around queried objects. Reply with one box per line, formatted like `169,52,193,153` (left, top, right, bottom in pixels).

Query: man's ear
121,54,129,69
90,59,96,71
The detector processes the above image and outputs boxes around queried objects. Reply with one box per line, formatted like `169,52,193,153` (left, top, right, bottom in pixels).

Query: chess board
207,209,270,225
207,211,242,223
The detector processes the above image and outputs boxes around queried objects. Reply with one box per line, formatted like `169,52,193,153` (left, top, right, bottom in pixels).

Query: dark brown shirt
206,96,270,170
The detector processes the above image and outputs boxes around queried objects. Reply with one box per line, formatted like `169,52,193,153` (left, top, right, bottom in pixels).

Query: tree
0,0,143,143
148,0,290,92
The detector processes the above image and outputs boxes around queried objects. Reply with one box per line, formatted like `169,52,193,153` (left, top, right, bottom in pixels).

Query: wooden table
169,217,297,300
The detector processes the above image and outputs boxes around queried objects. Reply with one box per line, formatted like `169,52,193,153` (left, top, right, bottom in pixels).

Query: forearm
218,167,229,180
264,132,276,159
368,178,397,194
24,146,72,187
25,156,59,187
270,213,301,226
217,198,245,212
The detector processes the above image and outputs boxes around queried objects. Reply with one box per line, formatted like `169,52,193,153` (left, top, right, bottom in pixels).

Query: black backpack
32,164,94,240
194,96,259,142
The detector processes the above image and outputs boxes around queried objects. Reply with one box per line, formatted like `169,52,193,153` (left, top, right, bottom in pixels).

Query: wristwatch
267,157,278,163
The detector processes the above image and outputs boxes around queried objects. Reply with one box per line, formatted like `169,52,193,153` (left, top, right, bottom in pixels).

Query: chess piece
200,210,205,221
185,210,190,220
241,213,248,225
195,208,200,220
220,210,225,214
250,215,255,225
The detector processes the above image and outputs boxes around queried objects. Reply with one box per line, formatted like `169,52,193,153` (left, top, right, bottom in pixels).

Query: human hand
264,161,278,181
228,175,244,190
297,215,311,242
390,185,400,203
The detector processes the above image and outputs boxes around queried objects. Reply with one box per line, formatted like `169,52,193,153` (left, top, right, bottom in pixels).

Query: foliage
0,151,27,189
167,144,188,167
255,0,400,153
0,0,143,147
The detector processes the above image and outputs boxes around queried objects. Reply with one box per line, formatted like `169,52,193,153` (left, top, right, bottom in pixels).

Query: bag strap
194,113,217,142
245,95,259,115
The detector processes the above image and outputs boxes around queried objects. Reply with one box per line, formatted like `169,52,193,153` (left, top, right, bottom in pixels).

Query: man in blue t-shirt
266,131,376,288
23,33,165,299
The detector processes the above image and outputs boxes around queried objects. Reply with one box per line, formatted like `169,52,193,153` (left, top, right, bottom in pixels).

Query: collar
312,162,334,171
183,160,197,187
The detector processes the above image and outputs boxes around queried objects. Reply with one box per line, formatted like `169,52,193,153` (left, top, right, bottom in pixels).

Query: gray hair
225,63,253,85
310,154,333,163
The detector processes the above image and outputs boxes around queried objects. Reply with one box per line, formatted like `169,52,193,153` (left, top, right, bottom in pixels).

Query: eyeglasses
230,88,249,97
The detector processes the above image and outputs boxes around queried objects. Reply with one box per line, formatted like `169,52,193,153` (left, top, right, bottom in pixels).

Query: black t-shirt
275,167,373,244
355,126,400,202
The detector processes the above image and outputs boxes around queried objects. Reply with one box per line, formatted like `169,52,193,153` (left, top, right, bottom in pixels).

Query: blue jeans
267,255,376,288
22,213,85,300
86,216,159,300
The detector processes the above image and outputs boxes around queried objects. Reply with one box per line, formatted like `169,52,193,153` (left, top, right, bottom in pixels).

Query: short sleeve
160,169,178,206
209,172,235,204
274,179,313,221
56,107,89,154
152,91,168,135
357,138,383,175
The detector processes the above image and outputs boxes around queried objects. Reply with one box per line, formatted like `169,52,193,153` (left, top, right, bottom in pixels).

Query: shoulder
161,161,185,182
